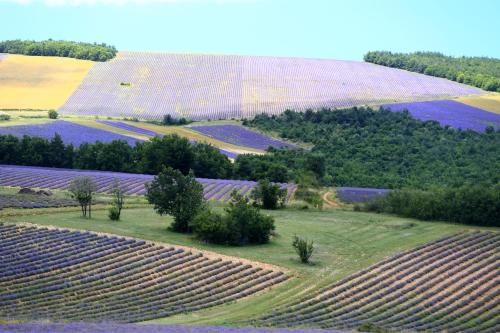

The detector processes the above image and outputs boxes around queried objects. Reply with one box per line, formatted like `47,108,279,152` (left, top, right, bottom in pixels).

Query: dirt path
322,191,340,208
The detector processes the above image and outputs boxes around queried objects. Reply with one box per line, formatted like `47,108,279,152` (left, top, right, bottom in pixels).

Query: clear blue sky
0,0,498,61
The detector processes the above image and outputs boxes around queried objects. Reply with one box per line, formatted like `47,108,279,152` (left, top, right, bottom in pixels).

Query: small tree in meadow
292,235,314,264
108,178,125,221
48,110,58,119
145,166,204,232
69,176,97,218
251,179,287,210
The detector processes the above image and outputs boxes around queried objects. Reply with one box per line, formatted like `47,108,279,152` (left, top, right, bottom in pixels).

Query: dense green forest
243,108,500,189
363,186,500,227
364,51,500,92
0,39,117,61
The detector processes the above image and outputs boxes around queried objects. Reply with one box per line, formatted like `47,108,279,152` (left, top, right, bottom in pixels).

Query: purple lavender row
59,52,482,121
0,323,349,333
189,125,295,150
336,187,390,204
0,120,141,147
97,120,160,136
0,165,295,201
382,100,500,132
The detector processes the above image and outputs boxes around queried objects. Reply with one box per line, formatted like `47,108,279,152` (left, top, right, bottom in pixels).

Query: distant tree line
0,39,117,61
364,51,500,92
362,186,500,227
0,134,232,179
244,107,500,189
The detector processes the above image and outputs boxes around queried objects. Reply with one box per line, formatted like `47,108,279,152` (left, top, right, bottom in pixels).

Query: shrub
251,179,287,209
108,206,121,221
145,166,204,232
193,193,275,245
48,110,58,119
191,209,228,244
292,235,314,264
0,114,10,121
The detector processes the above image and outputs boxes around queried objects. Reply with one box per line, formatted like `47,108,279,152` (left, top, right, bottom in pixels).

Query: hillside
58,52,483,120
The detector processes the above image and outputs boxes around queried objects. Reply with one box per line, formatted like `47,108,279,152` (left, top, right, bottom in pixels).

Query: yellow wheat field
0,54,94,110
456,93,500,114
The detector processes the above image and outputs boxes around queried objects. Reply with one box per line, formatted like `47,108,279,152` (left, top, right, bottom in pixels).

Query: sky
0,0,499,61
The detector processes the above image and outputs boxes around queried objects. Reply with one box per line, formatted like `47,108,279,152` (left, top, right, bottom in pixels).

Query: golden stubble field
0,54,94,110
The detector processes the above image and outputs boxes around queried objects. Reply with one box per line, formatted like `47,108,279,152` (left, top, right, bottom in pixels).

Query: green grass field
1,202,489,326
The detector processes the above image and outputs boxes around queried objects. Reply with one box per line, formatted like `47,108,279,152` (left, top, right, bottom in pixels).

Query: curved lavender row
189,125,295,150
0,120,141,147
0,165,296,201
0,224,288,323
262,231,499,332
382,100,500,132
336,187,390,204
59,52,482,121
0,323,349,333
97,120,160,136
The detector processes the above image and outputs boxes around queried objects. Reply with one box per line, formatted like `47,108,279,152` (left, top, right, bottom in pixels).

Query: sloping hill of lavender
59,52,483,121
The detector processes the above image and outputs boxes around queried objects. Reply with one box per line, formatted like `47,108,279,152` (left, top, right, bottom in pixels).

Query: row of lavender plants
0,323,348,333
98,120,238,158
260,231,499,333
189,124,296,150
0,194,78,209
59,52,482,121
0,165,296,201
0,120,141,147
0,224,288,323
335,187,390,204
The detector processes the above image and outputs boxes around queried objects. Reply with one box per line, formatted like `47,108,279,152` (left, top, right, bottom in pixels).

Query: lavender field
0,165,296,201
98,120,160,136
382,100,500,132
0,120,140,146
190,125,295,150
59,52,483,121
0,224,288,323
0,323,347,333
262,231,500,332
98,120,239,158
336,187,390,203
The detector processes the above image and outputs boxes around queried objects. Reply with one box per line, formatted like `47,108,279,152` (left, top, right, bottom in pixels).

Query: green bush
292,235,314,263
192,194,275,245
48,110,58,119
108,207,121,221
0,114,10,121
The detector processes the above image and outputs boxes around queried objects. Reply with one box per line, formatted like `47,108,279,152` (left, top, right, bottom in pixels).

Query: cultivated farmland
0,120,141,146
59,52,483,121
382,99,500,131
0,165,296,201
262,231,500,332
0,54,93,110
0,223,288,322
